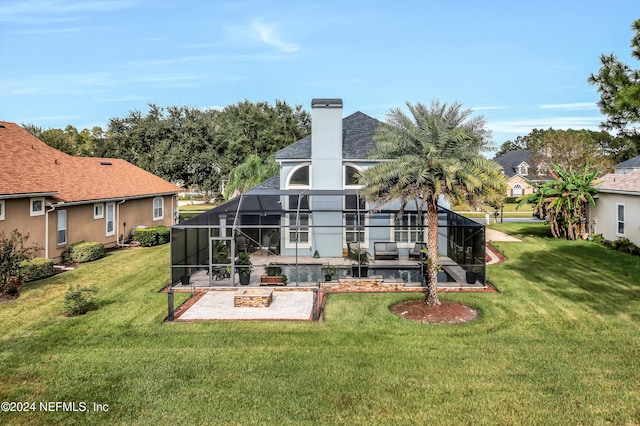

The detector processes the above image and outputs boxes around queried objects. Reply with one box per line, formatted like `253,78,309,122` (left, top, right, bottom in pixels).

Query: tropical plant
344,245,371,265
358,101,506,305
235,252,253,276
224,154,279,200
0,230,40,296
517,164,599,240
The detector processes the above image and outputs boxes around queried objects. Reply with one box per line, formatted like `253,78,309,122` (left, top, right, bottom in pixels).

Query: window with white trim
617,203,625,235
344,194,367,244
517,163,529,176
30,198,45,216
286,194,311,247
0,200,4,220
57,210,67,245
344,165,360,186
537,164,547,176
287,164,310,186
94,203,104,219
512,183,523,196
153,197,164,220
393,213,424,245
106,202,115,237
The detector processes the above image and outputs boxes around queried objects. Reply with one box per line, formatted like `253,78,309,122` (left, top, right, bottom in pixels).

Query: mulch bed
389,299,480,324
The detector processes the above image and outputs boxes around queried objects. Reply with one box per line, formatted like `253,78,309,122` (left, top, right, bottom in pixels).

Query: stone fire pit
234,288,274,308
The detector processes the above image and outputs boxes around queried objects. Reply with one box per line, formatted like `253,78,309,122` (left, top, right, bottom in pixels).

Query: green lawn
451,203,534,219
1,224,639,425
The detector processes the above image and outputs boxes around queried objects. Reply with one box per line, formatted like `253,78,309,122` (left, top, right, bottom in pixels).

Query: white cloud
0,0,135,23
488,116,603,134
227,19,299,53
539,102,598,110
251,20,299,53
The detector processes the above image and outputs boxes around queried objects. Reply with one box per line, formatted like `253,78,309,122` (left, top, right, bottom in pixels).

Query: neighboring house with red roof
589,169,640,246
0,121,181,261
493,150,550,197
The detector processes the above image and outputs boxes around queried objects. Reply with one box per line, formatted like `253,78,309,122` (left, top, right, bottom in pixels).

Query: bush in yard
133,226,170,247
0,229,40,296
64,285,98,316
62,241,105,263
19,258,55,282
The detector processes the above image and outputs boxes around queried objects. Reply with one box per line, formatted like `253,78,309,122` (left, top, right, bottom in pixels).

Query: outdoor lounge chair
409,242,426,260
374,242,399,260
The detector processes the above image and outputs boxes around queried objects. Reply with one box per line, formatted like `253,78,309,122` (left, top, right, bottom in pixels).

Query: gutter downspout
117,199,127,247
45,204,57,259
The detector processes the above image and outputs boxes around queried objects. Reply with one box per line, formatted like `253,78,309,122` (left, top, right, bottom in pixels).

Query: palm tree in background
359,101,506,306
224,154,278,200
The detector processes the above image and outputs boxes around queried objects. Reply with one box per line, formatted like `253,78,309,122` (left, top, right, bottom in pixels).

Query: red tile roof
0,121,181,202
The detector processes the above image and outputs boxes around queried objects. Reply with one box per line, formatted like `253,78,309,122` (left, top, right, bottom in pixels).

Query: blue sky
0,0,637,148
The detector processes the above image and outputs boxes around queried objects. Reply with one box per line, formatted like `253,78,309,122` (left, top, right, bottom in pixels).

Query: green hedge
19,258,56,282
133,226,170,247
62,241,106,263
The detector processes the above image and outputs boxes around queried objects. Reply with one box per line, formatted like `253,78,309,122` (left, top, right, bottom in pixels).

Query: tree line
25,100,310,199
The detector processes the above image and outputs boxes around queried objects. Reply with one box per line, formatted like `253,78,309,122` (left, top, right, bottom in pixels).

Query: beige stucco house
589,169,640,246
0,121,181,261
493,150,550,197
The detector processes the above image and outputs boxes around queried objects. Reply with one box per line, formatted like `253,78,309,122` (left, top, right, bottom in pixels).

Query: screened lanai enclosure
170,187,487,288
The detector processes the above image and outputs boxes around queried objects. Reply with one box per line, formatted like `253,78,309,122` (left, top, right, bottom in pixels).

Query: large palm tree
358,101,506,306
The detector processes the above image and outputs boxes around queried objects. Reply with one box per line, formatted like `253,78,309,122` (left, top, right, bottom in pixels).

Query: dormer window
537,164,547,176
517,162,529,176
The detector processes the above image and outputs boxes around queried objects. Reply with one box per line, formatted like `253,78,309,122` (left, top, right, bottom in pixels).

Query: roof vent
0,124,5,128
100,161,112,166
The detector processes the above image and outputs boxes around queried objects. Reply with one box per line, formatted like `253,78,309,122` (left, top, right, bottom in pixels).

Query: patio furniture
374,242,399,260
235,234,247,252
409,242,426,260
268,232,280,255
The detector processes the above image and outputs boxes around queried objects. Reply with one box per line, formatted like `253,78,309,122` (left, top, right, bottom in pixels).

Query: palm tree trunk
425,198,440,306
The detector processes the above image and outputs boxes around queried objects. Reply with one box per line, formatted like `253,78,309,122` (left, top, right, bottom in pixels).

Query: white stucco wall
590,192,640,245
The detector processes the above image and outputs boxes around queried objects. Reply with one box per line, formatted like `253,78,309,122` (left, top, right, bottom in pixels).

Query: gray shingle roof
615,154,640,168
275,136,311,160
275,111,381,160
493,150,532,178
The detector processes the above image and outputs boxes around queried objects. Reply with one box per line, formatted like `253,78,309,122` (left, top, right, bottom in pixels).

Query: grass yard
1,224,639,425
452,203,534,219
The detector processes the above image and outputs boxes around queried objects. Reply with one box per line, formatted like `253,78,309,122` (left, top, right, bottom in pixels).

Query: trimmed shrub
504,197,520,204
156,226,170,245
19,258,55,282
62,241,106,263
64,285,98,316
133,226,170,247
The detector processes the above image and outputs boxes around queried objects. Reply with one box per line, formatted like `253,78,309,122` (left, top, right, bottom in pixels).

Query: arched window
344,165,360,186
512,184,523,197
288,165,310,186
